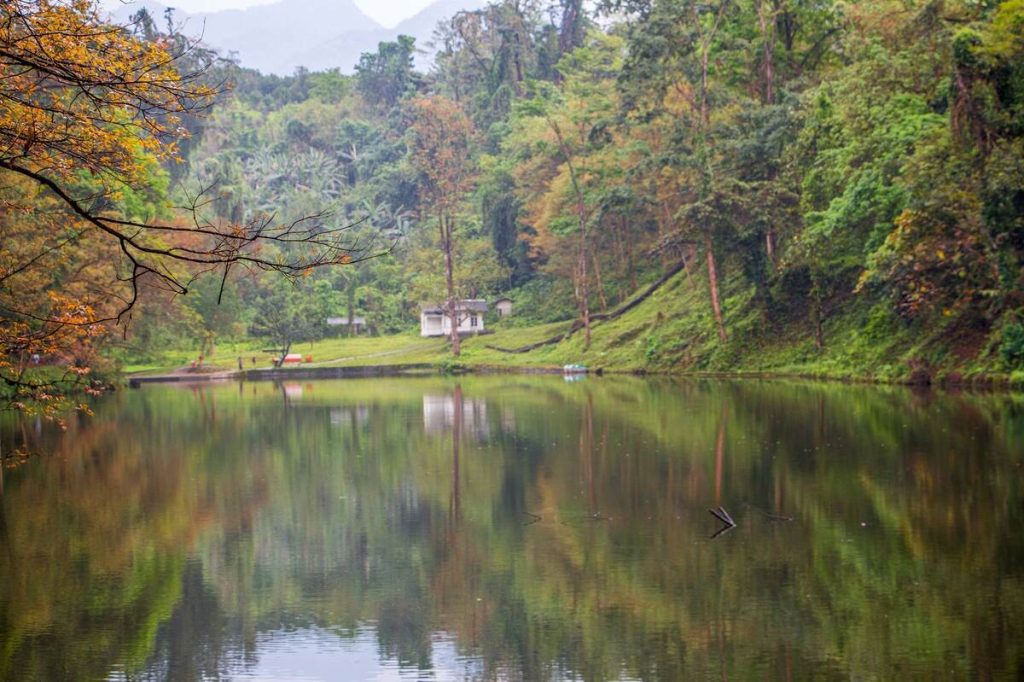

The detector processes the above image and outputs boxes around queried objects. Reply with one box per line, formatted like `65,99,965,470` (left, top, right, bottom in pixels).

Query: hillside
126,266,1020,388
458,267,1017,385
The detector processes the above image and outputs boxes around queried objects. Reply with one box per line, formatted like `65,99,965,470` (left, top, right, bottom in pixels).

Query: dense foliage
166,0,1023,376
3,0,1024,396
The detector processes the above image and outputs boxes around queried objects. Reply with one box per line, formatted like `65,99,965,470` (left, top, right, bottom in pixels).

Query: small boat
562,364,588,374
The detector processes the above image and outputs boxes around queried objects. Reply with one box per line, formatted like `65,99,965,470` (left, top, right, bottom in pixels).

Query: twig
709,506,736,539
710,524,734,539
522,511,542,526
708,506,735,527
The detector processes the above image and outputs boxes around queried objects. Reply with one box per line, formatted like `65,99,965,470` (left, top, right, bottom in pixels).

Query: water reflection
0,377,1022,680
423,392,489,440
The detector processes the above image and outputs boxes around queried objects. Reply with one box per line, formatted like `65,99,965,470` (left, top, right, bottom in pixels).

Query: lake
0,376,1022,680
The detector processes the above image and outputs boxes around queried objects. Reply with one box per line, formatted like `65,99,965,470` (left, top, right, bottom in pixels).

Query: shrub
1001,321,1024,368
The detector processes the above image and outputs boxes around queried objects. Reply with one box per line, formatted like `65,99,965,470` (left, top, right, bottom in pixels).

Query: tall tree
355,36,420,112
407,96,476,355
616,0,735,342
509,34,624,348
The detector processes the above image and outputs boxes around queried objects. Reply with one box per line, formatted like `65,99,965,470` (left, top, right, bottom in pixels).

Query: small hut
326,316,367,334
494,297,513,318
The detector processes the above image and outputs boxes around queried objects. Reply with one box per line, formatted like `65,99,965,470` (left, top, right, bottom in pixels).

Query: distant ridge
109,0,486,75
289,0,486,72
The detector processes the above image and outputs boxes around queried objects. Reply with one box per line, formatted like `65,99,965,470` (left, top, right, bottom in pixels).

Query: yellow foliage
0,0,215,416
0,0,213,186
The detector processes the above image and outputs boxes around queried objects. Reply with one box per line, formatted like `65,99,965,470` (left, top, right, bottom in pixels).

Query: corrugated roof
420,299,489,313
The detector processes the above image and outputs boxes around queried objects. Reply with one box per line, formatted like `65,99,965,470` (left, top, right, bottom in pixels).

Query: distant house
420,300,488,337
327,315,367,334
494,297,513,318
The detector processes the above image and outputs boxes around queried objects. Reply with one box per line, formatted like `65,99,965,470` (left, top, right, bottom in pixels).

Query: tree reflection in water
0,377,1021,680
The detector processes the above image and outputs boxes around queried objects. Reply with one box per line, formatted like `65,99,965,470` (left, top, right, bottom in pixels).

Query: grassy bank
122,268,1023,388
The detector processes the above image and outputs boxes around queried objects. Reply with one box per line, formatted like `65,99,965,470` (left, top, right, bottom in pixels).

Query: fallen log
485,261,686,354
589,260,686,324
485,330,573,354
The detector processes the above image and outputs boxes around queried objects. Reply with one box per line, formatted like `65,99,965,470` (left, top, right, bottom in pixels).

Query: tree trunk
592,250,609,311
681,244,695,289
558,0,583,59
346,282,356,337
811,271,824,350
578,217,591,349
758,0,778,272
657,201,670,271
700,46,710,129
714,402,728,506
442,214,461,356
548,119,590,348
813,302,824,350
580,391,595,514
780,3,795,52
757,0,776,105
450,383,462,523
704,232,728,343
621,216,637,291
512,32,525,86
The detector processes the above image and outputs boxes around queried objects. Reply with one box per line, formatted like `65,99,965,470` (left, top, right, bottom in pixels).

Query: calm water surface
1,376,1022,680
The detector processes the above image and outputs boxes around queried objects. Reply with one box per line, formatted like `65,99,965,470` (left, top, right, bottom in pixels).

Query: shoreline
126,361,1023,391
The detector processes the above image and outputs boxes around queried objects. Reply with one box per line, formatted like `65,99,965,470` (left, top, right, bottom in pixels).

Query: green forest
2,0,1024,411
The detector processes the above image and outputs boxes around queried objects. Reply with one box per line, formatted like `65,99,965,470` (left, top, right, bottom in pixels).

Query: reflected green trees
0,378,1021,680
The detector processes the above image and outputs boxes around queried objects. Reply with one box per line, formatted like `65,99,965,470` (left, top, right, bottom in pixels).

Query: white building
420,300,488,337
326,315,366,334
494,297,513,317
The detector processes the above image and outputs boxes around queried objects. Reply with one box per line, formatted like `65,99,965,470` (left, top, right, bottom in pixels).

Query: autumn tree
508,33,625,348
0,0,366,412
407,96,476,356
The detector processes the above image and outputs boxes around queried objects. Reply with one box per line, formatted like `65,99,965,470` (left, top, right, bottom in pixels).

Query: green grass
120,268,1020,386
120,340,266,374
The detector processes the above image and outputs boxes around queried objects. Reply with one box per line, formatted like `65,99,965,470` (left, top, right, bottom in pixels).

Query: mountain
110,0,485,75
289,0,486,72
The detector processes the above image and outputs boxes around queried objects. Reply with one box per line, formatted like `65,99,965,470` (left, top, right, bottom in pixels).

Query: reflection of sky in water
107,628,481,681
224,629,477,681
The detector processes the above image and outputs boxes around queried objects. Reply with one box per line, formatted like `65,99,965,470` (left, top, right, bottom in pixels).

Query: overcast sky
105,0,436,28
